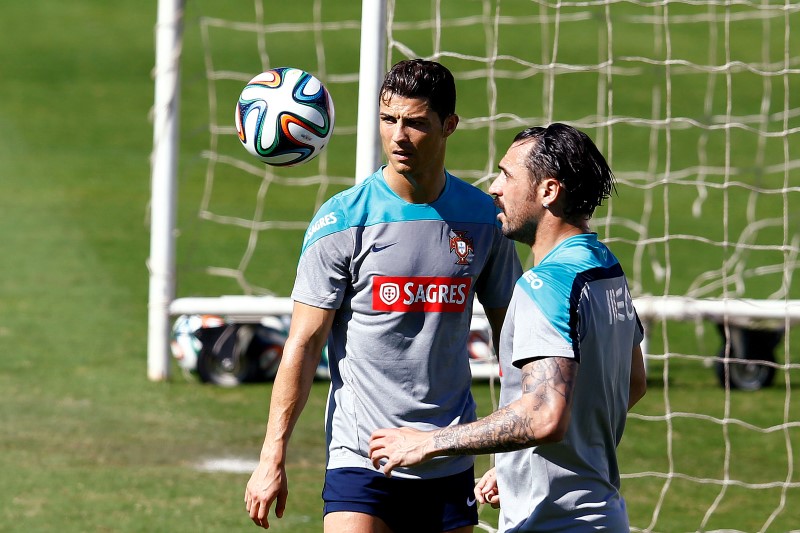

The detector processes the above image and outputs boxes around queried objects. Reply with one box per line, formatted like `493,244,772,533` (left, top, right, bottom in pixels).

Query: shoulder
440,172,503,226
516,266,573,305
543,234,619,273
521,235,622,301
300,176,368,249
301,197,348,250
301,170,395,250
447,174,495,205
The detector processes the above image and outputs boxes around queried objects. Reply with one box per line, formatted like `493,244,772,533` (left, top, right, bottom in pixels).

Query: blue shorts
322,466,479,532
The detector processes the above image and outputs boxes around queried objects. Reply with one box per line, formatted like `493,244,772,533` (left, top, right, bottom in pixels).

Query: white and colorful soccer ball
235,67,335,166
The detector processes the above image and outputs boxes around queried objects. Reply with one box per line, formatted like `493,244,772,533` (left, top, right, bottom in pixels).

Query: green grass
1,0,798,532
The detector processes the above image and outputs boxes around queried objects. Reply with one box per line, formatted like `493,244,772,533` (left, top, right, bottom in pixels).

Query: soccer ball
235,67,335,166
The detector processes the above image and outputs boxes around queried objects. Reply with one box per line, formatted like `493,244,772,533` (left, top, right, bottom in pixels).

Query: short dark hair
514,123,616,218
379,59,456,123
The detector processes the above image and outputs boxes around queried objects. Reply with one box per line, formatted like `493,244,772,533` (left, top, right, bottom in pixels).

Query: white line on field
195,457,259,473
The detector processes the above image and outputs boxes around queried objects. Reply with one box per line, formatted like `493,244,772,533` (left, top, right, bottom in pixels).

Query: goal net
149,0,800,530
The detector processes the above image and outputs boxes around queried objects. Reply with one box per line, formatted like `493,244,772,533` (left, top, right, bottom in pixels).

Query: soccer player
369,123,648,532
244,59,521,532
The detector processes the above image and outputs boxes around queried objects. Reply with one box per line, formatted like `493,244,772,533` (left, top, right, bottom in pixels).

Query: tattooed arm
369,356,578,476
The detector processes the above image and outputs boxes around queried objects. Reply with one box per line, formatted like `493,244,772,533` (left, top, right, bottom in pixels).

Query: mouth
493,202,506,222
392,150,412,161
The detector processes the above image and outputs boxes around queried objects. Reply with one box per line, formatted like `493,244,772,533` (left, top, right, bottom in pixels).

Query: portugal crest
378,282,401,306
449,230,474,265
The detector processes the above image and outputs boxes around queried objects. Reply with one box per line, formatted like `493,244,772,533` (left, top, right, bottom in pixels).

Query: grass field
1,1,799,532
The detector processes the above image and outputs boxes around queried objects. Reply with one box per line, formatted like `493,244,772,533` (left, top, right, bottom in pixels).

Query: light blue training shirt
293,167,522,479
496,233,644,531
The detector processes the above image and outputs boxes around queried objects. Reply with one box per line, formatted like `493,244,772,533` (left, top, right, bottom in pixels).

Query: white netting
173,0,800,530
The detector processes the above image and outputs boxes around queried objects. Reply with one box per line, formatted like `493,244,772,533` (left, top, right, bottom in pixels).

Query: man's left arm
483,306,507,355
369,356,578,476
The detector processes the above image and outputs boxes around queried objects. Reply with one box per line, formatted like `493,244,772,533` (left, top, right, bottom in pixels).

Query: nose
488,174,503,196
392,123,410,143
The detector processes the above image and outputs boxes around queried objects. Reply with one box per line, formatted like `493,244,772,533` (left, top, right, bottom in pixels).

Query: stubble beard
502,195,540,246
504,217,538,246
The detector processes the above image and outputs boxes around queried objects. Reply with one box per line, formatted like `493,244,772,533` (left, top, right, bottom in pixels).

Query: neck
531,219,589,266
383,167,447,204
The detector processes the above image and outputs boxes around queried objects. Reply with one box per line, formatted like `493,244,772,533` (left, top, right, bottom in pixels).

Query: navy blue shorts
322,466,479,532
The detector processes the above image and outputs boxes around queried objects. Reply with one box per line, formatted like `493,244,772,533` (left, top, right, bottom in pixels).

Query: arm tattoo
433,357,575,456
522,357,574,405
433,404,532,455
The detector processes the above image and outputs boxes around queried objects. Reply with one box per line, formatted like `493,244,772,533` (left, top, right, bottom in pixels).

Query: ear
442,114,459,137
540,177,562,207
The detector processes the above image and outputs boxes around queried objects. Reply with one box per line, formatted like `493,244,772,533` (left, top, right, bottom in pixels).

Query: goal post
354,0,386,182
147,0,184,381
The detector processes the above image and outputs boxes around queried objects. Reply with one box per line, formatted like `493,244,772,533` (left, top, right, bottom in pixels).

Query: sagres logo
449,230,473,265
303,211,338,245
373,276,472,312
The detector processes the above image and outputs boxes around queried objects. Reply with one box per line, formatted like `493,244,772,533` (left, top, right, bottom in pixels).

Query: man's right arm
245,302,335,528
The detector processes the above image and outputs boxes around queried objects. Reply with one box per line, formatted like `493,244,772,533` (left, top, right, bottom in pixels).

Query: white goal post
148,0,184,381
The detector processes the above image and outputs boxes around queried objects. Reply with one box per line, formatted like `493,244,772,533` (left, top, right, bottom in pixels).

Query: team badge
449,230,474,265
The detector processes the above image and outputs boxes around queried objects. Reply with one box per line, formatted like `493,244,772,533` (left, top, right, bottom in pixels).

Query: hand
369,427,433,477
474,468,500,509
244,460,288,529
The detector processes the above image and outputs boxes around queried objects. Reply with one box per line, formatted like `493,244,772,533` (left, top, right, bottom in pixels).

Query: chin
504,224,533,245
390,162,414,176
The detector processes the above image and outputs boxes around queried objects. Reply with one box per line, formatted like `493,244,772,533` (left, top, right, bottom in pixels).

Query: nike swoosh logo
466,497,477,507
370,243,396,252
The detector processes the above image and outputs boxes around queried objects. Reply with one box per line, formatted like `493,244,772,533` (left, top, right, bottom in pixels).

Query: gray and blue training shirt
495,233,644,532
292,167,521,479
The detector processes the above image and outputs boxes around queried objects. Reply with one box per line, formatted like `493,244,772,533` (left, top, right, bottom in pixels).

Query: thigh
324,511,393,533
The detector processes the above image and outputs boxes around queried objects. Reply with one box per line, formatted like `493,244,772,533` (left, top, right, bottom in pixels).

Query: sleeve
474,226,522,309
510,280,576,368
290,198,353,309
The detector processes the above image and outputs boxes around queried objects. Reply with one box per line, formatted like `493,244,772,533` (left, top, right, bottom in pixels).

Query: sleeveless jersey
495,233,644,531
293,168,522,479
